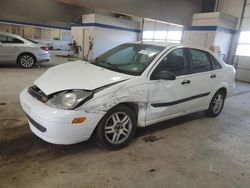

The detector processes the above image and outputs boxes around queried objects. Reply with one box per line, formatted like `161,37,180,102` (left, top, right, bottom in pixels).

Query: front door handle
181,80,191,85
210,74,217,79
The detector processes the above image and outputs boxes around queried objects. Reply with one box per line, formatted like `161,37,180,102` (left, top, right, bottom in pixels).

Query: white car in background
0,32,50,68
20,42,235,150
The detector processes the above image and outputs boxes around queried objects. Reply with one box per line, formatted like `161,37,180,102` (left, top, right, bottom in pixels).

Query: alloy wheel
104,112,132,144
20,55,34,68
212,93,224,114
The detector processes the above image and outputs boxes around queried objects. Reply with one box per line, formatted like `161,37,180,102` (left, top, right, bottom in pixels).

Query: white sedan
20,42,235,150
0,32,50,68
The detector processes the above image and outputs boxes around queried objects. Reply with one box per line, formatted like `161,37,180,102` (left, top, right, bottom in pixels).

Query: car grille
28,86,48,103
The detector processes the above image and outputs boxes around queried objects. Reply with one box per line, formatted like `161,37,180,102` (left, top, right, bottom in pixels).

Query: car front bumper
20,88,105,145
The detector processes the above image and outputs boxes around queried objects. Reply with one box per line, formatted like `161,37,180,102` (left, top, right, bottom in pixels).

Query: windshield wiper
93,59,120,72
93,58,101,65
106,62,120,72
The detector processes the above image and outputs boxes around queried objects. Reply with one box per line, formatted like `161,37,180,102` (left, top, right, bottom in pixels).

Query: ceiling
56,0,203,26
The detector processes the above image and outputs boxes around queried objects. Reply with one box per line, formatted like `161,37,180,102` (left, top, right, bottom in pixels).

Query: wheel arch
211,80,231,99
217,87,227,97
91,102,140,136
119,102,139,117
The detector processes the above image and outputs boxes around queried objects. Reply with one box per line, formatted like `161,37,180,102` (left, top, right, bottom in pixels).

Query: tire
94,105,137,150
205,90,226,117
18,54,35,68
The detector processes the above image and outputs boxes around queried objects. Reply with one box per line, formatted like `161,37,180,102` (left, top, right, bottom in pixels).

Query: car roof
132,41,214,54
131,41,178,48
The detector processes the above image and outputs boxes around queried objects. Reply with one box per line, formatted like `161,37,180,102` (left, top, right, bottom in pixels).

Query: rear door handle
181,80,191,85
210,74,217,79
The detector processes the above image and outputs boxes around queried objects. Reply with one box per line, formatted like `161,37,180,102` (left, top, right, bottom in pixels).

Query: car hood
34,60,134,95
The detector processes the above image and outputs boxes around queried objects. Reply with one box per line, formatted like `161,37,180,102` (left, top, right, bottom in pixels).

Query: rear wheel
205,90,226,117
18,54,35,68
95,105,136,150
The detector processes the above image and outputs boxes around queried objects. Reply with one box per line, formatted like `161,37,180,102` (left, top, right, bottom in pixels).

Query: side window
153,48,188,76
0,35,23,44
210,54,222,70
106,47,135,65
0,35,8,43
7,37,24,44
190,49,212,73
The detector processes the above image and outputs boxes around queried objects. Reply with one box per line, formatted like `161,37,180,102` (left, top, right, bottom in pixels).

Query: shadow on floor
136,111,205,138
0,111,206,164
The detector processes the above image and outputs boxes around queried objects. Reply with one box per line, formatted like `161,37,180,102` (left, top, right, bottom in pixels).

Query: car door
147,47,201,124
186,48,218,108
0,35,23,62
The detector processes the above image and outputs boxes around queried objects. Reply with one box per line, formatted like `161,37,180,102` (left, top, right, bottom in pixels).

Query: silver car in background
0,32,50,68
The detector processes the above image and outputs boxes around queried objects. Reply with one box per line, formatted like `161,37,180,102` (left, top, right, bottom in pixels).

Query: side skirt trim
151,92,210,107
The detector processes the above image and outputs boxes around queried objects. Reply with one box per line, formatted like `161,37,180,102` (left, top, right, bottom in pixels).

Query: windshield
93,43,164,76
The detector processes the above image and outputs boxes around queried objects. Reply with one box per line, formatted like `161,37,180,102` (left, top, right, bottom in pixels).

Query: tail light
41,47,49,51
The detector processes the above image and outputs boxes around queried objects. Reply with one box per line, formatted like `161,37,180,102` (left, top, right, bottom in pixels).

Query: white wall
183,12,237,60
183,31,216,49
92,15,140,58
183,29,233,59
214,30,233,57
93,28,138,58
235,0,250,82
71,14,140,60
192,12,238,28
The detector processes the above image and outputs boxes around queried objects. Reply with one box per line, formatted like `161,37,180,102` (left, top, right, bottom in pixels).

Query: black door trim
151,92,210,107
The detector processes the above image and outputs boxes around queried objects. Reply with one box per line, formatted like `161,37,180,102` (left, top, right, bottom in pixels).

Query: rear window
210,55,222,70
23,37,38,44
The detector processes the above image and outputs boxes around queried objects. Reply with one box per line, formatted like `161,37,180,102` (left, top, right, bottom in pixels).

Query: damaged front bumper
20,88,105,145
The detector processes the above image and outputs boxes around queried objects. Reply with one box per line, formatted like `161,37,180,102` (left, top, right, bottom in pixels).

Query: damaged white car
20,42,235,150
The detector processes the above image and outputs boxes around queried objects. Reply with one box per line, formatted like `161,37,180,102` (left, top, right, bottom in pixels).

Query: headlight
46,90,93,110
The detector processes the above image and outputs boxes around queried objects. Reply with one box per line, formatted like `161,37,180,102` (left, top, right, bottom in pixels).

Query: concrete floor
1,57,250,188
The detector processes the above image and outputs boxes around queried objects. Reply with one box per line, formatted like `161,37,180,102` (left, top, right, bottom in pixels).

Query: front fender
79,81,149,127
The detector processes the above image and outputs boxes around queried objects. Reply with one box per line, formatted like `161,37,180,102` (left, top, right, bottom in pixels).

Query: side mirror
151,70,176,80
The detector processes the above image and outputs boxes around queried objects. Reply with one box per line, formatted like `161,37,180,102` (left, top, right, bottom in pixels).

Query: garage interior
1,0,250,187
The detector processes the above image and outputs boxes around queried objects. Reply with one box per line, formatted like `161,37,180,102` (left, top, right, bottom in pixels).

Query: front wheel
205,90,226,117
94,105,137,150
